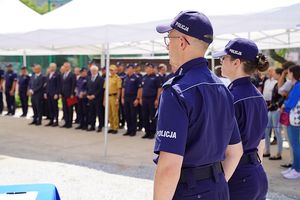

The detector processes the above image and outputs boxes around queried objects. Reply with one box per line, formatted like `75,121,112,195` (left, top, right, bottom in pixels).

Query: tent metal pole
211,44,215,72
104,43,110,157
23,50,27,67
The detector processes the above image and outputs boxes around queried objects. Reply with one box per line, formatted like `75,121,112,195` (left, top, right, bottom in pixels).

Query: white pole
104,43,110,157
23,50,27,67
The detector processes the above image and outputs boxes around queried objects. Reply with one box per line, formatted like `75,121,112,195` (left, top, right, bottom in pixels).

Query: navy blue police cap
21,66,27,69
6,64,13,68
156,11,213,44
145,63,154,68
212,38,259,61
126,63,134,69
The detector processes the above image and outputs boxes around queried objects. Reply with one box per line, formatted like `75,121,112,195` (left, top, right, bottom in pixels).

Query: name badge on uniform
130,78,135,81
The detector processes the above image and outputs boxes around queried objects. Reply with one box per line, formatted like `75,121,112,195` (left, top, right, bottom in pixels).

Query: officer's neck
176,52,205,71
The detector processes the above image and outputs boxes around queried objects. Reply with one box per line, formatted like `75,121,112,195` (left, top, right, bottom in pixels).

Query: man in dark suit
28,64,45,126
86,65,104,132
61,62,76,128
44,63,61,127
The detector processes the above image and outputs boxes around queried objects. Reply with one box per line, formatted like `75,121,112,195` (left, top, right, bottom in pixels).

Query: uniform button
242,179,246,182
197,194,201,198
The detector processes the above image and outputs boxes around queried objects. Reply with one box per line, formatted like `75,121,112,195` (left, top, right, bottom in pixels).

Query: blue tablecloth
0,184,60,200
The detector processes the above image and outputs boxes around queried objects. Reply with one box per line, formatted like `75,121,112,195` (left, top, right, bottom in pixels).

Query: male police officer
153,11,243,199
18,66,30,117
44,63,60,126
28,64,45,126
4,64,17,116
117,62,126,129
75,68,89,130
122,64,142,136
140,63,162,139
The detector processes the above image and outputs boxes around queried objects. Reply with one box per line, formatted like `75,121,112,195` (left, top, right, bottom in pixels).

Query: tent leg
23,50,27,67
104,43,110,157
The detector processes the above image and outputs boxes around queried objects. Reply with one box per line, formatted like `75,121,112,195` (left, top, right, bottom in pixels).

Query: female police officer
213,38,269,200
154,11,243,200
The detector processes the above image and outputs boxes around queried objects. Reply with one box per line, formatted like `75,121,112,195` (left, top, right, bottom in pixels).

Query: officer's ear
179,36,189,50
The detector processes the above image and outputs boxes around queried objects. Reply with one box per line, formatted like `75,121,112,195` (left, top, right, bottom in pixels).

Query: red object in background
66,96,78,107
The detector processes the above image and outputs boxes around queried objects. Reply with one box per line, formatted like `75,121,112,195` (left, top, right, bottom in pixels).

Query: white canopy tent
1,0,300,156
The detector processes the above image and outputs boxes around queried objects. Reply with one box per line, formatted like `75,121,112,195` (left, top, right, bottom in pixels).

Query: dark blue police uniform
227,77,268,200
122,73,141,136
76,76,88,129
0,68,4,114
212,38,269,200
141,72,162,139
18,73,30,116
154,58,241,199
4,70,17,115
118,71,127,128
45,72,61,125
135,72,144,131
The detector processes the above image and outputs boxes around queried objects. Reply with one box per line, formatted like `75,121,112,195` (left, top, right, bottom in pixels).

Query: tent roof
0,0,299,55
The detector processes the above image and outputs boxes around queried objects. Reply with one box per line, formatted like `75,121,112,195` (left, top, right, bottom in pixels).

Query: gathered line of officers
0,62,174,139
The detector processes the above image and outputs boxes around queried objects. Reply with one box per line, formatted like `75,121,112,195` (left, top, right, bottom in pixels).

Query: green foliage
20,0,54,15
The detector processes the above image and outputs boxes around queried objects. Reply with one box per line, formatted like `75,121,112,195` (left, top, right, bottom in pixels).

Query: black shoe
142,134,149,139
271,140,277,145
263,153,270,157
87,127,96,131
45,122,53,127
29,121,36,125
75,126,83,130
52,122,59,127
129,132,136,137
147,134,155,139
97,128,102,133
20,114,26,117
123,132,131,136
137,128,142,131
60,124,67,128
119,125,125,129
111,130,118,134
5,112,11,116
66,125,72,129
35,122,42,126
108,129,114,133
269,156,282,160
281,163,292,168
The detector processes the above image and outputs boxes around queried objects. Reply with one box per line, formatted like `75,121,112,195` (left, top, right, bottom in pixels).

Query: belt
238,151,261,165
179,162,223,184
109,93,117,96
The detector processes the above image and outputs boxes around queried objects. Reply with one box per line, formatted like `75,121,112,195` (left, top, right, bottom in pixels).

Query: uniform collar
175,57,208,76
228,76,251,90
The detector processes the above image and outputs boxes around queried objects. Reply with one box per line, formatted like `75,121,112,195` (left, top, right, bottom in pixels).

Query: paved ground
0,110,299,199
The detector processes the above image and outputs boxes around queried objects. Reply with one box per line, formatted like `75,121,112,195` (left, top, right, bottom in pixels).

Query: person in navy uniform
4,64,17,116
75,68,89,130
133,63,143,131
28,64,46,126
0,66,5,114
117,62,126,129
141,63,162,139
213,38,269,200
61,62,76,128
86,65,105,132
18,66,30,117
44,63,61,127
154,11,243,199
121,64,142,136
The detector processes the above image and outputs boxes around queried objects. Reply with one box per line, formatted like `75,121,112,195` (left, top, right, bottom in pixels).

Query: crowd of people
0,61,173,139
